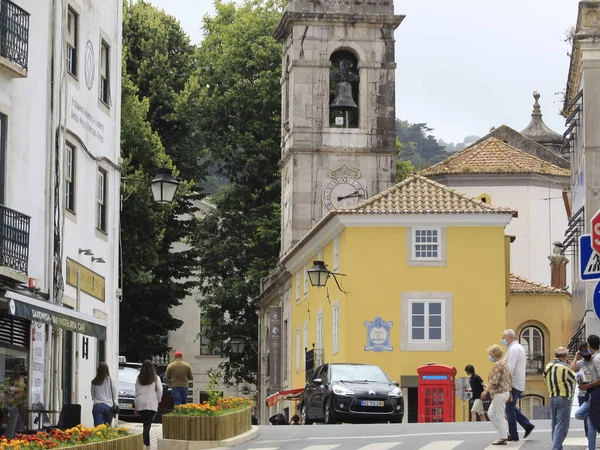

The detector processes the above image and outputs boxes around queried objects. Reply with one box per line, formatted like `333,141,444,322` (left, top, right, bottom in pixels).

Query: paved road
232,420,590,450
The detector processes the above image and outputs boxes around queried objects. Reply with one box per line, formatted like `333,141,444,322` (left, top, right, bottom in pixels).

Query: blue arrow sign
580,235,600,281
594,281,600,322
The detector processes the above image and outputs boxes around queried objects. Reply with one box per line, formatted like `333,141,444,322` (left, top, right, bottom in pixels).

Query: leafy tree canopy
183,0,283,384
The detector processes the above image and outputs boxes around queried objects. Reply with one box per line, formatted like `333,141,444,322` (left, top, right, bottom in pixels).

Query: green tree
182,0,283,384
120,2,200,361
395,120,448,169
119,69,184,361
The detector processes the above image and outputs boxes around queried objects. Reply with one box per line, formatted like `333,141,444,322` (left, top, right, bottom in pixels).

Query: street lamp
307,260,346,292
229,336,246,354
151,168,180,204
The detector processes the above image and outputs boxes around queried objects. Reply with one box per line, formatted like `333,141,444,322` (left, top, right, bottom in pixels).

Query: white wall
434,175,570,287
0,0,122,427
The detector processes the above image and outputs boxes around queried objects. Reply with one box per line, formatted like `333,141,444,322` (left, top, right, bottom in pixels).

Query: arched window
329,50,359,128
519,394,546,419
477,193,491,204
520,326,544,375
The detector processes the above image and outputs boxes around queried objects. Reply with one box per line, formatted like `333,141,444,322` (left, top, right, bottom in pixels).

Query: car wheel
324,399,337,424
301,403,313,425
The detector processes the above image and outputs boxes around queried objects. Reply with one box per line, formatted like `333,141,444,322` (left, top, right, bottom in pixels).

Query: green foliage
207,369,223,406
396,159,415,182
120,1,201,361
183,0,283,385
395,120,449,170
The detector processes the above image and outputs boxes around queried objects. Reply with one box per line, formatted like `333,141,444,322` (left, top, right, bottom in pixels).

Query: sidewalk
119,421,163,450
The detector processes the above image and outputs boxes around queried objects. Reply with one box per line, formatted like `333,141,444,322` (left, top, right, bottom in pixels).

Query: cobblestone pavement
119,421,163,450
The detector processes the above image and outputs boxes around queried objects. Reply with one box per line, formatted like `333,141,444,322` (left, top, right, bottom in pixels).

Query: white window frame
412,227,442,261
66,7,78,77
283,319,288,381
303,322,308,369
295,328,301,372
96,168,107,232
333,235,340,272
295,271,300,303
409,300,444,343
99,40,110,105
332,301,339,355
303,264,309,297
316,312,323,351
401,292,453,351
65,142,75,212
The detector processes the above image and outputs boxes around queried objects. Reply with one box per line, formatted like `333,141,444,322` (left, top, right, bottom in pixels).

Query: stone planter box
63,434,143,450
162,406,251,442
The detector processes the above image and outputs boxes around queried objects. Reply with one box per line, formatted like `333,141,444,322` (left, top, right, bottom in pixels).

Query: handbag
109,378,120,415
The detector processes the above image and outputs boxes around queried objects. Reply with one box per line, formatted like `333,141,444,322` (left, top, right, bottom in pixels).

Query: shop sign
9,299,106,340
268,306,282,394
30,321,45,427
66,258,105,302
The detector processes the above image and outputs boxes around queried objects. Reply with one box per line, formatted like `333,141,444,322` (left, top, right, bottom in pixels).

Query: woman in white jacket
135,360,163,450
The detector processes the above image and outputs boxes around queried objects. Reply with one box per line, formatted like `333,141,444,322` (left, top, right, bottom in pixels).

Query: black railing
0,205,30,274
0,0,29,70
525,354,545,375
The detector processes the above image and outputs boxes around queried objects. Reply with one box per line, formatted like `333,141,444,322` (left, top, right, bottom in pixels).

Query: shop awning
266,388,304,407
4,290,107,340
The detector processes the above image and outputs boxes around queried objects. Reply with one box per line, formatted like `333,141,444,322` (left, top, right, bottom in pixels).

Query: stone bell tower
276,0,404,255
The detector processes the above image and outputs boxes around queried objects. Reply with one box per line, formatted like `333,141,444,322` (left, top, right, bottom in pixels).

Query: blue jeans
92,403,113,426
550,396,571,450
579,395,589,436
172,386,189,406
505,388,533,438
575,399,597,449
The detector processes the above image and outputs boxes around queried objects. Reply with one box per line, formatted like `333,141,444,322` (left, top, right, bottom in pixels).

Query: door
423,386,445,423
62,331,73,404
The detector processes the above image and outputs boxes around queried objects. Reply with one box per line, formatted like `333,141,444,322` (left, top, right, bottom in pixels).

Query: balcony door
520,326,544,375
0,113,5,204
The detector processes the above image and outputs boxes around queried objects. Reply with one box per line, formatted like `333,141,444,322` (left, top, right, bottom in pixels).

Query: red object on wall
417,364,457,423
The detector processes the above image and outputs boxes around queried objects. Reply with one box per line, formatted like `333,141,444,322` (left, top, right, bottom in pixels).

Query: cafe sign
66,258,105,302
8,298,106,340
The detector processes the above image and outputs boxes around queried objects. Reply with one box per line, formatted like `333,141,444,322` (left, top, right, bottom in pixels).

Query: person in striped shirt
543,347,576,450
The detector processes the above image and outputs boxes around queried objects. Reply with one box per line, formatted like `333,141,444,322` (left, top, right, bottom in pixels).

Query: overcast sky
148,0,578,144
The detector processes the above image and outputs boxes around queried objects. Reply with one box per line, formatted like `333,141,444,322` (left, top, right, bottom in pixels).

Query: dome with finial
520,91,563,150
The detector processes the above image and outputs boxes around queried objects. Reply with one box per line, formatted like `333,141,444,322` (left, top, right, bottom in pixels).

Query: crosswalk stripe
356,443,401,450
418,441,463,450
247,448,279,450
564,437,588,445
482,440,525,450
301,446,340,450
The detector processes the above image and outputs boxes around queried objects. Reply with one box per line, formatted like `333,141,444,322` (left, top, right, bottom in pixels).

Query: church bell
330,81,358,111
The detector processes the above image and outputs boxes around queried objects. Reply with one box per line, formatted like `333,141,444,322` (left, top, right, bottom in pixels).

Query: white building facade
0,0,121,427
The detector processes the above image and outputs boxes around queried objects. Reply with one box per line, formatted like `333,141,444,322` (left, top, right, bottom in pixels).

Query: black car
117,364,174,422
301,363,403,424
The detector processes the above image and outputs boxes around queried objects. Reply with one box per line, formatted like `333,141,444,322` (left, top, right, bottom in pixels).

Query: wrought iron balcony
0,0,29,71
0,204,30,275
525,354,545,375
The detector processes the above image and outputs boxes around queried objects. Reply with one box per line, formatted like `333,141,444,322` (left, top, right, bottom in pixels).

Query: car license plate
360,400,384,407
119,403,132,409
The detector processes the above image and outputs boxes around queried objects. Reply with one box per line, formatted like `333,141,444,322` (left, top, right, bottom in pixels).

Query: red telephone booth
417,364,457,423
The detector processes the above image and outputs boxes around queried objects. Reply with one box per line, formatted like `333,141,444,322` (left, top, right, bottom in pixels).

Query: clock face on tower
323,177,366,211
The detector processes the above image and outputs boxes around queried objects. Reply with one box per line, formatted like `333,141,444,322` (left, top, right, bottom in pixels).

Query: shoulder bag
109,378,120,415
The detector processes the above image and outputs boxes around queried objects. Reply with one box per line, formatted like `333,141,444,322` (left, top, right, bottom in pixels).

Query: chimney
548,241,568,289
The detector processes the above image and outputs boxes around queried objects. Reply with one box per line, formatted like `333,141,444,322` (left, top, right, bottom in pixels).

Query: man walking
574,334,600,449
502,329,535,441
465,365,488,422
543,347,576,450
165,351,193,406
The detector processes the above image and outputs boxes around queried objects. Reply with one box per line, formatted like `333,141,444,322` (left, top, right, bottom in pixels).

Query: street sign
594,281,600,322
580,235,600,281
593,211,600,254
455,377,472,401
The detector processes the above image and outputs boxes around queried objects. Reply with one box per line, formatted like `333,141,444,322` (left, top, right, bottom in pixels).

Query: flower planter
54,434,143,450
162,406,252,441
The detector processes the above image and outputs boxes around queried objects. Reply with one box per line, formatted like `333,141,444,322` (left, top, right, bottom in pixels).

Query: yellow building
507,273,572,419
263,175,516,422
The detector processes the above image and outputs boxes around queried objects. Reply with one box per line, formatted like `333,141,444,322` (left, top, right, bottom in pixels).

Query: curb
219,426,260,447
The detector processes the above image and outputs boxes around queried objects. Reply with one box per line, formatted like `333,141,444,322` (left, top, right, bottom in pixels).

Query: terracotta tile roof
420,137,570,177
510,274,567,295
339,175,516,215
